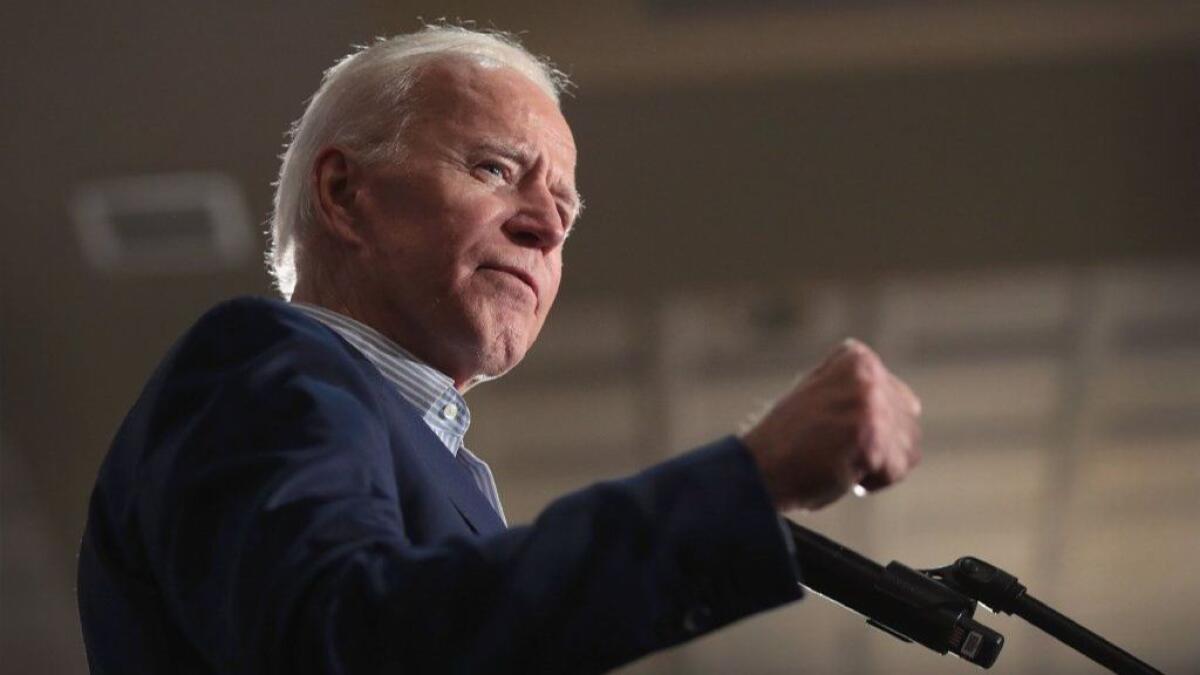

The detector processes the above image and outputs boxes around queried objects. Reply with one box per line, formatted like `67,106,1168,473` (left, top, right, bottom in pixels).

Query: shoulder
149,296,379,404
121,297,395,458
169,296,346,366
185,296,333,351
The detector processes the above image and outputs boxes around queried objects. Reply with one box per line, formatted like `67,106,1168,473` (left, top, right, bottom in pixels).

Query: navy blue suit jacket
78,297,802,674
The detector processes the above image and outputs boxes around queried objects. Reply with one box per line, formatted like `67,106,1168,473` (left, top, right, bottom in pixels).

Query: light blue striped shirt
292,303,507,525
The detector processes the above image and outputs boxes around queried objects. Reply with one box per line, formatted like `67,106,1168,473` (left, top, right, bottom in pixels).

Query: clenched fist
739,338,922,512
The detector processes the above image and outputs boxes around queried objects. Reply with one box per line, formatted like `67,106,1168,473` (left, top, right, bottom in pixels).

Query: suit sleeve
135,300,802,675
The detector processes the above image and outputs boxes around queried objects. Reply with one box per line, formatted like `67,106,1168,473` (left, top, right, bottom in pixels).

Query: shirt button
442,403,459,421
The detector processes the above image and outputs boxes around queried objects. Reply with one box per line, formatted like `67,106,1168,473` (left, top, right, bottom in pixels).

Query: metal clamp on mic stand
784,519,1162,674
923,556,1162,675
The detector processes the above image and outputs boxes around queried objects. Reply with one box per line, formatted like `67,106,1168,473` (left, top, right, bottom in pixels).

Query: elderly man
78,26,921,674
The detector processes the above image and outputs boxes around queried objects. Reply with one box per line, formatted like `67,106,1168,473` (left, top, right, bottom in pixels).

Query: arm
135,300,800,675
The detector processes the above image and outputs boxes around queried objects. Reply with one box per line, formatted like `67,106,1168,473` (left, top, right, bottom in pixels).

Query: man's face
349,59,579,388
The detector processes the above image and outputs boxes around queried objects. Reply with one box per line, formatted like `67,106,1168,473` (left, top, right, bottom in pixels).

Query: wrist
736,430,789,512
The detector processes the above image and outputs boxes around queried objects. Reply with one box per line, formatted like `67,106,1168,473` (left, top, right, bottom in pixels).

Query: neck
291,276,477,393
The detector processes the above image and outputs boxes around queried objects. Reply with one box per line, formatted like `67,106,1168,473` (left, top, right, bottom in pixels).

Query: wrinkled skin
296,57,579,390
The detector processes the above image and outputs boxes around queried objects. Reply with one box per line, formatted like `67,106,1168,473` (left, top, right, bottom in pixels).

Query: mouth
478,264,538,302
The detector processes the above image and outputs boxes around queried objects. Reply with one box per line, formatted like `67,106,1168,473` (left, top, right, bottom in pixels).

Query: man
78,25,921,674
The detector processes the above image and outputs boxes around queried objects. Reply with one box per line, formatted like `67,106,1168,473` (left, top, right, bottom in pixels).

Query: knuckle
856,439,885,472
852,357,875,384
847,372,877,408
867,384,890,414
840,338,864,355
857,343,883,369
852,392,886,433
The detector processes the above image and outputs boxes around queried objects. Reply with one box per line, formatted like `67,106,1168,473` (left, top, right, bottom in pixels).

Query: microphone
785,519,1004,669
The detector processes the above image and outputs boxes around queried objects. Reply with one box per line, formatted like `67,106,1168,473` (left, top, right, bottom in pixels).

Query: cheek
539,256,564,317
448,206,516,263
442,177,512,227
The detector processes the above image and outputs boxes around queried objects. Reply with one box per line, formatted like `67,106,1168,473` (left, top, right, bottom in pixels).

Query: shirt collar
291,302,471,453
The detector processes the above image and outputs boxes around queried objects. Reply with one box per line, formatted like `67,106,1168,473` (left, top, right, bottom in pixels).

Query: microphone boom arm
784,519,1004,668
785,519,1164,674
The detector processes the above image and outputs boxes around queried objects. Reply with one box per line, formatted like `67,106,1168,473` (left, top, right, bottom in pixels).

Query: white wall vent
70,172,254,274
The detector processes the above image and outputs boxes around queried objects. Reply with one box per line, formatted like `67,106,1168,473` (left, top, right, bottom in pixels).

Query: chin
483,334,530,375
452,297,543,385
443,326,517,384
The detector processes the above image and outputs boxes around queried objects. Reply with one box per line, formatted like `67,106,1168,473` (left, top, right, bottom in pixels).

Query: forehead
407,58,577,170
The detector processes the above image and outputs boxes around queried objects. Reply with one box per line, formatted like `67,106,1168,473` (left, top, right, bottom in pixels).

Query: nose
503,170,566,252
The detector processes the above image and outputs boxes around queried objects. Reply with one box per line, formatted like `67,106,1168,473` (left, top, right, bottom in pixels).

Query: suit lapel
297,313,508,538
386,392,507,537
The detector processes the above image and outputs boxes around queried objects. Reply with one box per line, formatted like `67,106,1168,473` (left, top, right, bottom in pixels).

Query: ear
311,146,367,247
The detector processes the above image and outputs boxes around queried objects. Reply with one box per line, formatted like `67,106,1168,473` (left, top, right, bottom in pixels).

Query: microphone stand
923,556,1162,675
785,519,1163,674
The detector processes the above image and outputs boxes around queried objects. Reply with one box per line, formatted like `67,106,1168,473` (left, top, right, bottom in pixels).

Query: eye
475,160,511,183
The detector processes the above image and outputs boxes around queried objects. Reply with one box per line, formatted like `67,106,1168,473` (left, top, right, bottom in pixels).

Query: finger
888,371,922,416
850,436,888,493
857,449,908,492
857,418,918,492
857,471,890,492
904,417,923,467
810,337,864,380
890,391,922,463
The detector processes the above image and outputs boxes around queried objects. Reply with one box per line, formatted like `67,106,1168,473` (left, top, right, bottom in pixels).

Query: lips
478,263,538,302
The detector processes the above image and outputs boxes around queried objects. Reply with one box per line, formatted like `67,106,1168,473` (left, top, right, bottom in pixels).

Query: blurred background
3,1,1199,673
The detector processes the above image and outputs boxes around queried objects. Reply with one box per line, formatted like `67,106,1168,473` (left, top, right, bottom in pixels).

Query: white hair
267,24,570,299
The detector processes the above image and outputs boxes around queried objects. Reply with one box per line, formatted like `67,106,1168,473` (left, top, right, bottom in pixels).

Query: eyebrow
478,140,536,168
477,141,583,219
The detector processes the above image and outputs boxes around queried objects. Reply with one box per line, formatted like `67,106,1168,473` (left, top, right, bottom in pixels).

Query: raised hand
739,339,922,512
